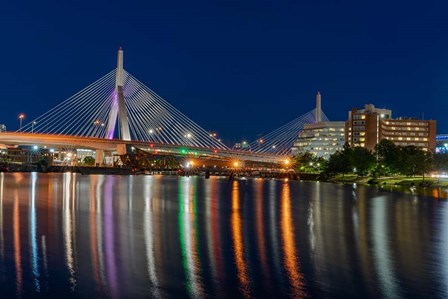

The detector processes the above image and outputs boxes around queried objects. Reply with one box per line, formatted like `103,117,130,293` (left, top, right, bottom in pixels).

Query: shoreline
325,174,448,199
2,168,447,199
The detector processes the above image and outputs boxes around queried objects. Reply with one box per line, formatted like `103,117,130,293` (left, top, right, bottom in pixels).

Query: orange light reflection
231,180,251,298
281,182,305,298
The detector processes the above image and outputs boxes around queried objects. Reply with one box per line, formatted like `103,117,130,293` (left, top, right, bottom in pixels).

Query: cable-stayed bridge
0,48,322,169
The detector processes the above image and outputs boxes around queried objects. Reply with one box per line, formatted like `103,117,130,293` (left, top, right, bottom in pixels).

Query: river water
0,173,447,298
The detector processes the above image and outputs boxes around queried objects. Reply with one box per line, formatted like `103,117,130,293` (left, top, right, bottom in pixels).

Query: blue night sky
1,1,447,144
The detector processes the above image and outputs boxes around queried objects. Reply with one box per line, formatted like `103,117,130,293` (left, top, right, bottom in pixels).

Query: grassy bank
328,174,448,188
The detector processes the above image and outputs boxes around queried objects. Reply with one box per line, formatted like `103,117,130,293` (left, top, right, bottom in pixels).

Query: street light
18,114,25,131
32,121,37,133
258,138,264,151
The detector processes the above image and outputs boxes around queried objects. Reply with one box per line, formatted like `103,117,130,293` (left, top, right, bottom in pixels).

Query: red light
150,144,154,148
155,151,158,154
213,149,218,153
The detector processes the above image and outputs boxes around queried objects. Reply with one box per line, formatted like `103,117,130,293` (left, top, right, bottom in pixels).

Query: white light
187,133,192,138
33,145,38,150
50,149,55,153
149,129,154,134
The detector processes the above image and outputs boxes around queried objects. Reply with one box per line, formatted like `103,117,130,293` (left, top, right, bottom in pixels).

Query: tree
434,152,448,173
83,156,95,166
293,152,327,173
375,139,401,175
350,146,376,176
324,143,353,176
399,146,433,178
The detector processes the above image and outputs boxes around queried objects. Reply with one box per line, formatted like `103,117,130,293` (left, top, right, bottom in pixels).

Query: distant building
346,104,436,151
292,121,346,159
436,134,448,153
0,124,5,132
291,92,346,159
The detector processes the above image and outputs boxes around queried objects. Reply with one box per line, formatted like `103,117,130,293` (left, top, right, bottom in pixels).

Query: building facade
346,104,436,151
292,121,346,159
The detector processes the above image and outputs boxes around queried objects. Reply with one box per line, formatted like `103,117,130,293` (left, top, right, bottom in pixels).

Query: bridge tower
106,47,131,141
315,91,322,123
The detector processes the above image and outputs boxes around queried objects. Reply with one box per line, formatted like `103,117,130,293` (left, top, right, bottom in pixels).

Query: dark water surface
0,173,447,298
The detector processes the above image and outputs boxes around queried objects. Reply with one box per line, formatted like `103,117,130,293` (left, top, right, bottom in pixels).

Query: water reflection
143,176,159,298
0,173,4,273
0,174,446,298
205,177,223,294
371,196,401,298
89,175,101,292
104,176,118,298
231,180,251,298
13,173,23,297
268,180,282,283
63,172,77,291
280,182,305,298
29,172,40,292
254,179,270,287
179,177,204,298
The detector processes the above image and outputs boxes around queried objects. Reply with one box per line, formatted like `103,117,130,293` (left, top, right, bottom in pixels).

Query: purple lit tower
106,47,131,140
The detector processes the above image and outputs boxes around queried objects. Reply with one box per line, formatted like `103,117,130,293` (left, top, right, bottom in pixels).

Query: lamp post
18,114,25,131
32,121,37,133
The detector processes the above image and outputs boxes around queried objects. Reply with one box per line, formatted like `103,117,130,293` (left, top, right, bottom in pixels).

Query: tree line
293,139,448,178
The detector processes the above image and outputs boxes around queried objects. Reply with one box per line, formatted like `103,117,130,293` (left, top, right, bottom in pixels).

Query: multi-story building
291,91,346,159
346,104,436,151
292,121,346,159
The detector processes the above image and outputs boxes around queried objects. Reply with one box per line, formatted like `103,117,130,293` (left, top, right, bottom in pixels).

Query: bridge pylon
106,47,131,141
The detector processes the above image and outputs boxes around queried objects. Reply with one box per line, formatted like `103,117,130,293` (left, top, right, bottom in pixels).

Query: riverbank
326,174,448,199
328,174,448,188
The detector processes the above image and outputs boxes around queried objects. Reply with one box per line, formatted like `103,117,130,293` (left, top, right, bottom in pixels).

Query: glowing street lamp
31,121,37,133
18,113,25,131
257,138,264,150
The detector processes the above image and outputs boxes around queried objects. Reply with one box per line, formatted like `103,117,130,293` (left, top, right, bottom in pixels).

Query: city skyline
1,1,447,144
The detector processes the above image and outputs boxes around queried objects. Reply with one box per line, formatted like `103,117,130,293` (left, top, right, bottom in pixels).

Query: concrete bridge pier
95,149,104,166
57,147,62,161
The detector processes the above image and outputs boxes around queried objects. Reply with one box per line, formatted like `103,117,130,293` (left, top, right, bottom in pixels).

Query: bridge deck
0,132,289,164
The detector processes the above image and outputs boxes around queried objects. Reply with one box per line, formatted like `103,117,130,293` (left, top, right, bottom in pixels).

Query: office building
346,104,436,151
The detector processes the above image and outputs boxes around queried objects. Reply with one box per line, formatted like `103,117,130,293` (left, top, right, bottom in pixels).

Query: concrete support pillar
316,91,322,123
95,149,104,166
